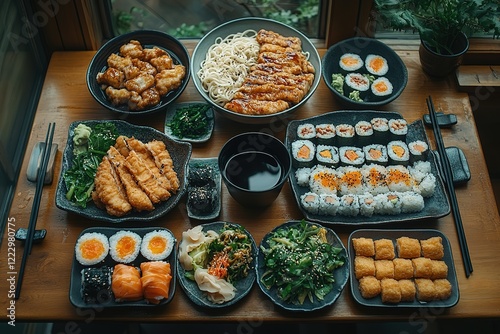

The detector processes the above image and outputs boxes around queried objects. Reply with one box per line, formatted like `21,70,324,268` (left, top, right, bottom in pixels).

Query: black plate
164,102,215,143
176,221,257,308
285,110,450,225
256,220,349,312
69,226,177,308
55,120,192,223
86,30,190,115
348,229,459,308
186,157,221,220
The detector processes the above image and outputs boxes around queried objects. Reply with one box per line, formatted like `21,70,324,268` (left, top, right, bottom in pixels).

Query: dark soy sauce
225,151,282,191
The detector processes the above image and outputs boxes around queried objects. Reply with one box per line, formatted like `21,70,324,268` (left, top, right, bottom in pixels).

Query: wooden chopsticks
426,96,473,277
15,122,55,299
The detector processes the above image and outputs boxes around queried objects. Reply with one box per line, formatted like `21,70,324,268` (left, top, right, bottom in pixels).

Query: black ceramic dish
69,226,177,309
190,17,321,124
55,120,192,223
218,132,292,207
164,102,215,143
256,220,349,312
186,157,221,220
322,37,408,109
176,221,257,308
285,110,451,225
348,229,459,308
86,30,190,115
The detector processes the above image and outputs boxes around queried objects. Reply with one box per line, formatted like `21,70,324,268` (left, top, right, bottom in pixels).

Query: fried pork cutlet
224,99,290,115
107,146,155,212
256,29,302,51
125,150,171,204
94,156,133,217
146,140,180,193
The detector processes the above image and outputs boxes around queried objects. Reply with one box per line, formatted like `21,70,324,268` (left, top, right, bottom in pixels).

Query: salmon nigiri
112,264,143,302
140,261,172,304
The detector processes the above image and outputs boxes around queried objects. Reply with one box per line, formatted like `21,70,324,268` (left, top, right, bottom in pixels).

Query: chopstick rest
26,142,58,184
433,146,471,185
423,112,457,128
15,228,47,243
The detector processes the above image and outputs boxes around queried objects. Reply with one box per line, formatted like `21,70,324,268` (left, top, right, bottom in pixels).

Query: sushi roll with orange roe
75,232,109,266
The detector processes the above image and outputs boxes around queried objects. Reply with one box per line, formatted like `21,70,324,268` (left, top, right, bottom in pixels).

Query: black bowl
218,132,292,207
321,37,408,109
87,30,190,115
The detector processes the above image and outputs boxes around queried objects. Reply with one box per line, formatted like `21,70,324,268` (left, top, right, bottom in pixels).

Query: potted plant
373,0,500,76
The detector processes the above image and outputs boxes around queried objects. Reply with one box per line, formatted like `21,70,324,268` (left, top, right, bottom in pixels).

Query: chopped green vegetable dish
63,122,119,208
168,104,210,139
260,220,345,305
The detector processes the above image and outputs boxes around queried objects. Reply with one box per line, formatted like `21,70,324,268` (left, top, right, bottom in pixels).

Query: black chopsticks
15,122,55,299
426,96,473,277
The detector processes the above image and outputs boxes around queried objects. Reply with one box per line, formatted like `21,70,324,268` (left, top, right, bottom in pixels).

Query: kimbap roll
315,123,336,144
297,123,316,140
339,53,364,73
371,77,393,98
339,146,365,167
316,145,339,167
365,54,389,76
387,140,410,165
291,140,315,167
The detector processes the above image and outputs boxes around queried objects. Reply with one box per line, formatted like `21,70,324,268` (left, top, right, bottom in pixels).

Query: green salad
259,220,345,305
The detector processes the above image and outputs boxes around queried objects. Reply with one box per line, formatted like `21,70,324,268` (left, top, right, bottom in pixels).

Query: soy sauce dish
218,132,292,207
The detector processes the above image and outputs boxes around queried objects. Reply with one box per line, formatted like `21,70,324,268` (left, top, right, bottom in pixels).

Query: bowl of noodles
190,18,321,125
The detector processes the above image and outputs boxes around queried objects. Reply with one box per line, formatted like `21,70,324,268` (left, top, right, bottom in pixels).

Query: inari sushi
112,264,143,302
140,230,175,261
291,139,315,168
75,232,109,266
365,54,389,76
109,230,142,264
140,261,172,304
339,53,364,73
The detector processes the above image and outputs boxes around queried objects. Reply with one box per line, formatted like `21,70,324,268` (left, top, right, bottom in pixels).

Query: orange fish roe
313,170,338,191
341,170,363,187
386,168,412,186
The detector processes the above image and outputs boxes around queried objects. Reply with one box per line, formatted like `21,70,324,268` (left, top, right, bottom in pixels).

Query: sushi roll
291,139,315,168
188,184,216,215
415,172,436,197
309,165,338,195
363,144,388,165
400,191,425,213
140,261,172,304
361,164,389,195
112,264,143,302
297,123,316,140
339,53,364,73
408,140,429,163
386,165,414,192
358,192,376,217
300,192,320,214
365,54,389,76
355,121,373,147
339,146,365,167
315,123,336,144
408,160,432,183
371,117,390,144
337,166,365,195
319,193,340,216
388,118,408,140
371,77,393,99
295,167,312,187
80,266,113,304
344,73,370,100
140,230,175,261
109,230,142,264
335,124,355,146
75,232,109,266
338,194,360,217
316,145,339,167
387,140,410,166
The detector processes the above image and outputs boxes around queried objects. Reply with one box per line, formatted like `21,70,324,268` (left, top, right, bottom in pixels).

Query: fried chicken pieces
96,40,186,111
92,136,180,217
224,29,315,115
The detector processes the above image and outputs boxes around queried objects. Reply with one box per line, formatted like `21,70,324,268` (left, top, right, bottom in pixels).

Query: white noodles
197,30,260,105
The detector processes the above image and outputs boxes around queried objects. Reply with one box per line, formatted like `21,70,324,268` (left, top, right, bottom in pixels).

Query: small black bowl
86,30,190,115
218,132,291,207
322,37,408,109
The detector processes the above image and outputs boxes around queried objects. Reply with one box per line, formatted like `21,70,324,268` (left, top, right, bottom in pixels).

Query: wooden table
3,46,500,323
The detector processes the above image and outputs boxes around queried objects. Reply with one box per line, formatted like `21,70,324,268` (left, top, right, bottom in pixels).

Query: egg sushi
75,232,109,266
109,230,142,263
140,230,175,261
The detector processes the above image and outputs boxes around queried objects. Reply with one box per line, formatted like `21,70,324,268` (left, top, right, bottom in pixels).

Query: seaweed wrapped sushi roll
339,53,364,73
365,54,389,76
291,139,315,168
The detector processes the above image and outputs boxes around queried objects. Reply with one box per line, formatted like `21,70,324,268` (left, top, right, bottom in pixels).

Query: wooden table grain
2,47,500,323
